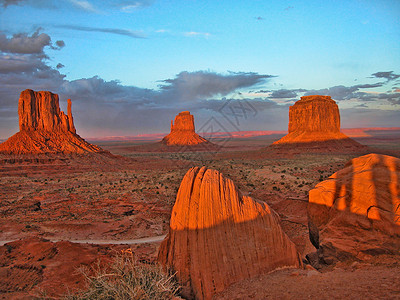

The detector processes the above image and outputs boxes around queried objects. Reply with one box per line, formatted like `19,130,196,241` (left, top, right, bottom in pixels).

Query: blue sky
0,0,399,138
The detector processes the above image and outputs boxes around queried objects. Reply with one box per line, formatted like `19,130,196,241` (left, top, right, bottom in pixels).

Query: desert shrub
66,253,180,300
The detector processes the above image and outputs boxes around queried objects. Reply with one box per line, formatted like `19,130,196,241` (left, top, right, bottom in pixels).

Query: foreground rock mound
308,153,400,266
0,89,104,154
158,167,302,299
0,237,112,298
161,111,209,146
269,95,366,152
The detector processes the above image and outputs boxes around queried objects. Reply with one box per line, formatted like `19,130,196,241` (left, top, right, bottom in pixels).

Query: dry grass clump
66,251,180,300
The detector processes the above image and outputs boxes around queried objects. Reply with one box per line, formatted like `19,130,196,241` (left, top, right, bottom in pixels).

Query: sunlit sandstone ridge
161,111,208,146
0,89,104,154
308,153,400,266
158,166,302,300
270,95,367,151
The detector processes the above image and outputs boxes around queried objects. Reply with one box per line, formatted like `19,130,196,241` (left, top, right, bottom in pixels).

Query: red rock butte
308,153,400,265
271,95,366,151
158,166,302,299
0,89,104,154
161,111,208,146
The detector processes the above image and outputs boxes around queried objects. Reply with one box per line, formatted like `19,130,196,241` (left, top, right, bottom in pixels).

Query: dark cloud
159,71,275,102
57,25,146,39
0,54,43,73
0,0,57,9
55,40,65,48
0,0,25,7
353,82,384,89
0,29,64,54
377,93,400,105
1,0,154,12
305,85,359,100
371,71,400,81
270,89,298,99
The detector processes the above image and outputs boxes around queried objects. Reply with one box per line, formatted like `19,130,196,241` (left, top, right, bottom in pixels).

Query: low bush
66,252,180,300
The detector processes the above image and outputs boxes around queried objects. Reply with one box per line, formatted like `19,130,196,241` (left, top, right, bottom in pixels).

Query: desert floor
1,131,399,299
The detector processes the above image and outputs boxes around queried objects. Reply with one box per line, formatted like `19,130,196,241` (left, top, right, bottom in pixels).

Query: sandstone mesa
158,166,302,300
161,111,209,146
0,89,105,154
270,95,367,152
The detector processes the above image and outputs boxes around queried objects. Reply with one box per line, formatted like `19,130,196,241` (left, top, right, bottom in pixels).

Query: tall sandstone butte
161,111,208,146
308,153,400,266
0,89,104,154
271,95,366,151
158,166,302,300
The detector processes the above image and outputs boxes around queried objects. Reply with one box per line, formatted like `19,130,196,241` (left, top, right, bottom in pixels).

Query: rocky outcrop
288,95,340,137
158,167,302,299
0,89,104,154
18,90,76,133
270,95,367,152
161,111,208,146
308,153,400,266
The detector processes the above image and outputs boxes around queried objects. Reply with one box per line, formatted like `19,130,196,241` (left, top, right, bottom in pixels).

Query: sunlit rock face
18,89,76,133
308,153,400,265
161,111,208,146
158,166,302,300
270,95,367,152
0,89,104,154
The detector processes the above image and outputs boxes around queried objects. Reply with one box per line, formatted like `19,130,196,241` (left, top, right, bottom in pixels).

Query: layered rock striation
158,166,302,299
270,95,366,152
308,153,400,265
161,111,208,146
0,89,104,154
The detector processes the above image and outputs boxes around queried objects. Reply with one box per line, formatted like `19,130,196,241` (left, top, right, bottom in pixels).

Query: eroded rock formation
158,166,302,299
308,153,400,266
0,89,104,154
161,111,208,146
270,95,367,152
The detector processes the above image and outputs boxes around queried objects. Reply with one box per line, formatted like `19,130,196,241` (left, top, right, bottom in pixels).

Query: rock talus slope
158,166,302,299
161,111,208,146
0,89,104,154
308,153,400,265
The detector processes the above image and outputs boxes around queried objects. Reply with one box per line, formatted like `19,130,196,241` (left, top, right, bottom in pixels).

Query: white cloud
184,31,211,38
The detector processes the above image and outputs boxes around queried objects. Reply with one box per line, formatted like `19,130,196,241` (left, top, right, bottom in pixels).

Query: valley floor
0,134,399,299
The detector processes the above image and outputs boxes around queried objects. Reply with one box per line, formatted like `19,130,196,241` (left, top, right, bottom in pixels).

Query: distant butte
268,95,368,153
0,89,106,154
161,111,209,146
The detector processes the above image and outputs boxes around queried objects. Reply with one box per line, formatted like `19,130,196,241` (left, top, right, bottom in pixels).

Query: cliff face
288,95,340,134
161,111,208,146
270,95,367,152
0,89,104,154
18,90,76,133
170,111,195,133
308,154,400,266
158,167,302,299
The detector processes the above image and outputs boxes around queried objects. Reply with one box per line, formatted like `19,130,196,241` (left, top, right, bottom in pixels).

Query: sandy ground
0,132,399,298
